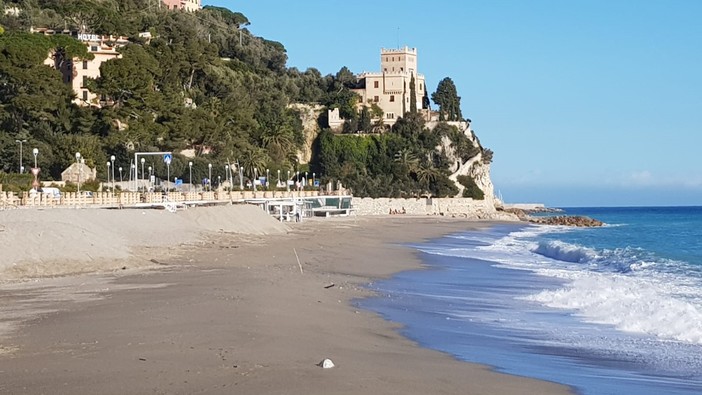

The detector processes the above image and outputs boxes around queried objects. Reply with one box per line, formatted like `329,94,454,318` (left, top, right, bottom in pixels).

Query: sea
359,206,702,395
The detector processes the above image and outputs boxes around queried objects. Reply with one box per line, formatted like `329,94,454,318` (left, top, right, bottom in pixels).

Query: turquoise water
360,207,702,395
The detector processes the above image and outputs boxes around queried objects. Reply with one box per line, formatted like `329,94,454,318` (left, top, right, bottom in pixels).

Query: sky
203,0,701,207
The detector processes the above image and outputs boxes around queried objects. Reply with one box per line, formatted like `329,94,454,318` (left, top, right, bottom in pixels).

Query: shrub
457,175,484,200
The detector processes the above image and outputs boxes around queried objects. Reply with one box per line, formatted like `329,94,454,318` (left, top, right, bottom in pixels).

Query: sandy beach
0,206,571,394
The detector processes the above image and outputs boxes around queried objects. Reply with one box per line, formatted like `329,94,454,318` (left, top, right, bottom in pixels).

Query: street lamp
140,157,145,187
287,170,290,192
119,167,123,183
253,167,257,192
208,163,212,191
236,163,243,190
313,172,316,188
131,163,136,191
32,148,39,190
148,166,152,190
106,161,111,191
188,161,193,192
277,169,280,188
75,152,81,197
110,155,116,191
224,164,230,188
15,139,27,173
266,169,270,189
304,171,308,189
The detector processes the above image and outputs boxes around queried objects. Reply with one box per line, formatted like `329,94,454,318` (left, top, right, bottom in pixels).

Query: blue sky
204,0,701,207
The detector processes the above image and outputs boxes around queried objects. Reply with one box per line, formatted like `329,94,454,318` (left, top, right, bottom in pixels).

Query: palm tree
394,148,419,172
415,164,442,197
261,126,295,163
239,147,268,181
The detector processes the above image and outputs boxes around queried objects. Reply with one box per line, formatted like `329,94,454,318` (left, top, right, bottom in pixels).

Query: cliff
429,121,498,206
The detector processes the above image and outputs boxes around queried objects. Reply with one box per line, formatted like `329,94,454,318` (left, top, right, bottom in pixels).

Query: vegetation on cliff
0,0,490,198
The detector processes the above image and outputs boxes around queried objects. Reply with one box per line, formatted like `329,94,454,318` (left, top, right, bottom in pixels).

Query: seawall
352,197,518,220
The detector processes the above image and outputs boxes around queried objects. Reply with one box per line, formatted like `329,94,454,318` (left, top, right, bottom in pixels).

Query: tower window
374,96,379,102
82,60,88,69
390,95,395,102
374,81,379,88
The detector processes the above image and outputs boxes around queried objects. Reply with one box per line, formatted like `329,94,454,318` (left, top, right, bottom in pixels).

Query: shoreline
0,210,571,394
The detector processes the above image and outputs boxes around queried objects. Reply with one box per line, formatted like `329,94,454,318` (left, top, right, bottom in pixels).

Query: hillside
0,0,494,200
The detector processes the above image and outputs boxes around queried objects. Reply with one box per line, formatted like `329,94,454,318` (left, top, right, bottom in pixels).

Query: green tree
431,77,463,121
409,74,417,114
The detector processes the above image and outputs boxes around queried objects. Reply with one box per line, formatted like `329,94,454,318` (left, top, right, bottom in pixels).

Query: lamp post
277,169,280,189
304,171,308,190
237,163,243,190
110,155,116,191
266,169,269,189
106,161,111,193
140,157,145,189
75,152,81,197
224,165,230,189
188,161,193,192
119,167,123,183
217,175,221,189
252,167,257,192
148,166,152,190
313,172,316,188
131,163,136,191
208,163,212,191
15,139,27,173
80,158,84,203
31,148,39,190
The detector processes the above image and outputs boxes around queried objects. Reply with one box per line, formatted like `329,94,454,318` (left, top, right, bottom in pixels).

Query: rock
529,215,604,227
318,358,335,369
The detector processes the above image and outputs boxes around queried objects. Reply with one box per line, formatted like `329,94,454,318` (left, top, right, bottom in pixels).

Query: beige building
351,46,428,127
162,0,202,12
36,29,129,107
69,33,129,107
61,162,97,183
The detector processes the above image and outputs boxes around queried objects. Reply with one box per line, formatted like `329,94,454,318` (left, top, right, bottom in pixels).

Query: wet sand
0,211,572,394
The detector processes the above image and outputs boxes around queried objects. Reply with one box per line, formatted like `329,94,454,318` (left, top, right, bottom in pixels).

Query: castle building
351,46,428,126
161,0,202,12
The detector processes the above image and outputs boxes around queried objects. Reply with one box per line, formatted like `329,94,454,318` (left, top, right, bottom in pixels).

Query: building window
386,113,395,119
90,45,98,52
82,90,88,101
384,68,387,72
420,83,423,90
390,95,395,102
373,96,379,102
400,67,404,72
82,60,88,69
374,81,379,88
82,76,88,87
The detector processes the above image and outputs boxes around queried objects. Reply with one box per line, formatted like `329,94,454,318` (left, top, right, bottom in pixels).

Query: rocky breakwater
529,215,604,227
503,208,604,227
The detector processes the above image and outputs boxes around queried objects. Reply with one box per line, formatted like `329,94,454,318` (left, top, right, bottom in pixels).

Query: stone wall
352,197,518,220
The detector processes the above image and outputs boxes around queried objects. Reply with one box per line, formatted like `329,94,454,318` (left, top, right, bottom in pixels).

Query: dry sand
0,206,572,394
